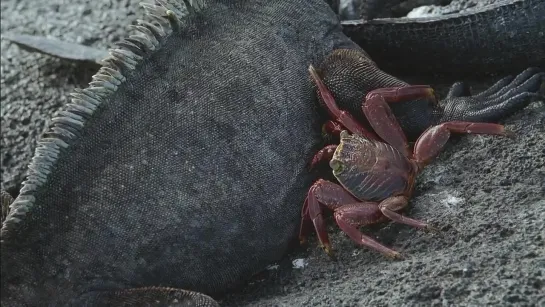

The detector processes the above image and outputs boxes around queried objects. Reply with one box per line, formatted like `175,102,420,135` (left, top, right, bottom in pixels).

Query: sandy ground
1,0,544,306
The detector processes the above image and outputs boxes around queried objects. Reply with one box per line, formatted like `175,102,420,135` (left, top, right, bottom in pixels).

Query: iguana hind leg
79,287,219,307
316,49,544,140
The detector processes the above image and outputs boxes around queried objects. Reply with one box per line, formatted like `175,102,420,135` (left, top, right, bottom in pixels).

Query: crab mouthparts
329,159,344,174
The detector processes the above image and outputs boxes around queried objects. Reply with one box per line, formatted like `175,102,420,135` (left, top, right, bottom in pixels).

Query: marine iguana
1,0,543,306
2,0,544,193
5,0,543,75
342,0,545,75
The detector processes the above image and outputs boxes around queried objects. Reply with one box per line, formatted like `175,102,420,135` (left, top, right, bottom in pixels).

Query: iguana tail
342,0,545,76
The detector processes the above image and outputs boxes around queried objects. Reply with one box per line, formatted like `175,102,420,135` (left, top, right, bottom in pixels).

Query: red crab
299,65,513,259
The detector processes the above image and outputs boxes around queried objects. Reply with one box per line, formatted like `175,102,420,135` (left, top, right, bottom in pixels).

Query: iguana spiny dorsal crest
1,0,195,238
2,1,223,305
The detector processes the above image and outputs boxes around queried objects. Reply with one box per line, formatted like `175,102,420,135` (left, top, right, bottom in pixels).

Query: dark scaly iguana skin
4,1,543,76
0,0,543,306
0,0,350,305
2,0,544,193
342,0,545,76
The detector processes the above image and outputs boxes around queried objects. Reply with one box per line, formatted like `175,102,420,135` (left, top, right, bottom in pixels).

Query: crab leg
377,195,434,231
362,93,411,157
334,204,401,259
413,121,513,167
299,196,313,244
322,120,344,138
308,65,379,140
309,144,338,169
302,179,415,259
360,85,437,157
300,179,360,256
365,85,437,104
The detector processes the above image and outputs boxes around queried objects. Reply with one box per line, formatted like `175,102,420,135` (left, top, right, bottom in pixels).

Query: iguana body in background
342,0,545,76
5,0,543,76
1,0,543,306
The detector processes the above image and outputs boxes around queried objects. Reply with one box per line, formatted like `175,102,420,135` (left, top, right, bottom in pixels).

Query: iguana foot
1,189,14,223
439,68,544,123
79,287,219,306
315,49,544,140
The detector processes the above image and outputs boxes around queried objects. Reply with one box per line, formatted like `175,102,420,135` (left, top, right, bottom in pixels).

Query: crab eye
329,159,344,173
